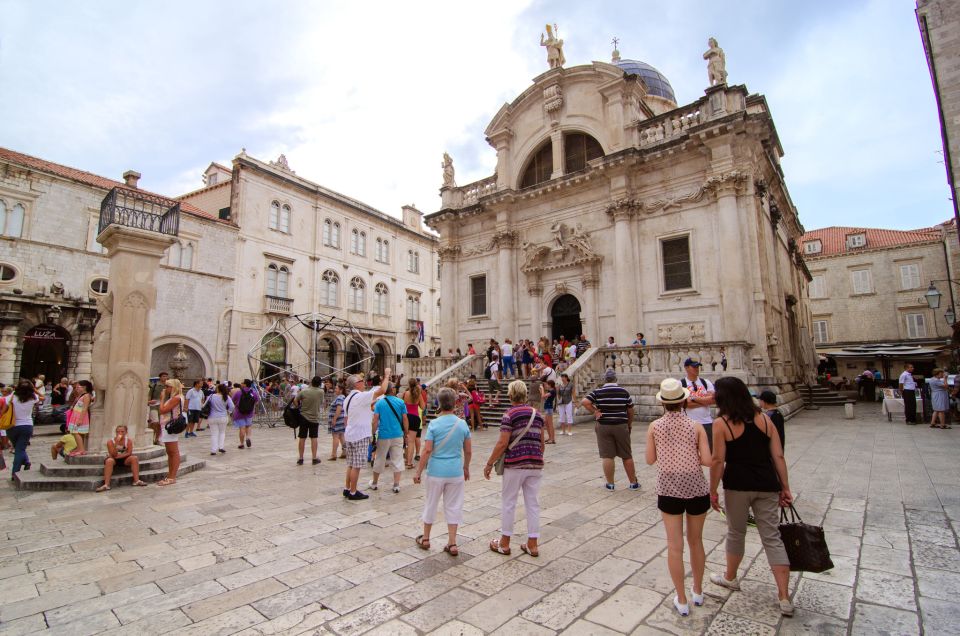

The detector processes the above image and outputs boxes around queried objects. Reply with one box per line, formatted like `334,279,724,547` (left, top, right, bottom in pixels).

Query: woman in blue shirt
414,386,472,556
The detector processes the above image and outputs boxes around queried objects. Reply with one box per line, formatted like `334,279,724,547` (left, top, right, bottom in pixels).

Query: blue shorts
544,407,554,415
232,416,253,428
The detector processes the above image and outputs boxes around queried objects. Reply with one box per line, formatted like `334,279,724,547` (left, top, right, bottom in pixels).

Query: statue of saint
703,37,727,86
441,152,456,188
550,221,566,249
568,223,597,258
540,24,565,70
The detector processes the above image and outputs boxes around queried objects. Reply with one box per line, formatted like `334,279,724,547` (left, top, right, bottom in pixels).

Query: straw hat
656,378,690,404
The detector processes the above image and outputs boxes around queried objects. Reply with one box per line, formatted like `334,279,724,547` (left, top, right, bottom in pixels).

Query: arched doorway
344,342,362,374
254,332,287,381
20,325,70,383
373,343,388,377
405,345,420,359
315,337,338,377
551,294,582,342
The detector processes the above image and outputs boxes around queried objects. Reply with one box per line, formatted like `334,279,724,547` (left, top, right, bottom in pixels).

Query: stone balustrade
637,103,708,148
460,176,498,206
404,356,459,382
591,342,752,376
422,354,484,403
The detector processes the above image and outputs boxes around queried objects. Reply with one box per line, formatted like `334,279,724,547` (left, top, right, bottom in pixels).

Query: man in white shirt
681,357,716,449
342,369,391,500
898,363,918,424
501,339,515,379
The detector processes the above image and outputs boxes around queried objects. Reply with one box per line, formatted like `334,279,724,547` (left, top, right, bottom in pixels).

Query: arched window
358,231,366,256
436,298,441,328
280,204,291,233
563,132,604,173
320,269,339,306
349,276,365,311
168,241,193,269
376,238,390,263
406,293,421,320
181,243,193,269
374,282,389,315
269,201,280,230
331,222,341,248
520,140,553,189
323,219,332,245
266,264,290,297
407,250,420,274
350,229,359,254
0,263,17,282
0,201,24,238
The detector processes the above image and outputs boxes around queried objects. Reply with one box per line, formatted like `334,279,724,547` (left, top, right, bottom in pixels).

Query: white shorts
159,427,180,444
557,402,575,424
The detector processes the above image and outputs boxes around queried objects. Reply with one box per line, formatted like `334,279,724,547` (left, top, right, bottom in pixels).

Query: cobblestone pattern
1,407,957,634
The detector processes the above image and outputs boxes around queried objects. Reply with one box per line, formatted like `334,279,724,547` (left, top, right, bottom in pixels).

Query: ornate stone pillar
0,307,23,386
550,129,564,179
92,225,175,449
715,175,751,341
495,230,518,340
609,202,638,345
72,316,95,382
529,279,543,341
583,270,600,345
438,245,460,352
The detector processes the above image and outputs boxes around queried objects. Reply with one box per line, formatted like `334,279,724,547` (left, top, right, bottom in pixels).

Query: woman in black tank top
708,377,796,618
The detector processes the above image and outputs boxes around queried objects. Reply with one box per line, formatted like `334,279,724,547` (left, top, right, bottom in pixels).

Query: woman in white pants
413,387,472,556
484,380,545,557
557,373,576,435
202,384,234,456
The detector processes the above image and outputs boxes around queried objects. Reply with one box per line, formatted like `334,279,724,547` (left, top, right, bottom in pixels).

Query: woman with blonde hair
646,378,712,616
484,380,545,557
157,378,185,486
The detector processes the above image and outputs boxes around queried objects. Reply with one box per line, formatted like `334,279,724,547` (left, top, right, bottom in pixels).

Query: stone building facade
426,46,816,408
0,147,237,386
918,0,960,231
179,152,440,382
802,222,959,374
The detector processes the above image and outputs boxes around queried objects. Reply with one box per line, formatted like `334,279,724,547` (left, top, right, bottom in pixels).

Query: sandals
444,544,459,556
520,544,539,557
96,484,110,492
415,535,430,550
405,463,415,469
133,480,147,487
157,478,177,486
489,539,511,555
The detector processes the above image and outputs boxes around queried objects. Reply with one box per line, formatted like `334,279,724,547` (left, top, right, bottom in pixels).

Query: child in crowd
50,433,78,459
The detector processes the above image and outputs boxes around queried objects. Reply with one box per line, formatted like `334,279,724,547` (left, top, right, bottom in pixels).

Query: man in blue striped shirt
582,368,639,491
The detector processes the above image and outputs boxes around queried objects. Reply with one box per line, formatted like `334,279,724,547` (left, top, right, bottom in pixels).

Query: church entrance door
551,294,582,342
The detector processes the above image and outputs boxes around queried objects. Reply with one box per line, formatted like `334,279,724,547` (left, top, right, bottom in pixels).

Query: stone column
72,327,93,382
583,271,600,345
438,246,459,352
92,225,175,449
0,310,23,386
529,280,543,341
716,179,751,341
496,230,517,340
611,206,637,345
550,129,564,180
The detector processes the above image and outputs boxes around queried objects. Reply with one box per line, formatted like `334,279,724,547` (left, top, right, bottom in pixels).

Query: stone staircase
14,446,205,491
803,384,850,407
424,376,541,427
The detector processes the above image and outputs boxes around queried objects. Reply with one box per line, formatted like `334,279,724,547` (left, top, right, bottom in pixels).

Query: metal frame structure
246,312,375,427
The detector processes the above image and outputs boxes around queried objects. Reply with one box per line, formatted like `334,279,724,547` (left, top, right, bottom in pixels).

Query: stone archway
315,335,340,377
150,342,206,382
404,344,421,359
550,294,582,342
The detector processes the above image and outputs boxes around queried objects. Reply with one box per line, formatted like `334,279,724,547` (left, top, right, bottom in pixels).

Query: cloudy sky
0,0,950,231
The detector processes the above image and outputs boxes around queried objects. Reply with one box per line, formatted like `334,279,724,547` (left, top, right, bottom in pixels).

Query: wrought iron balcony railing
98,187,180,237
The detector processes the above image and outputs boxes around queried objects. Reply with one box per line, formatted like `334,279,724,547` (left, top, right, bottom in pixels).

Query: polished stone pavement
1,406,958,635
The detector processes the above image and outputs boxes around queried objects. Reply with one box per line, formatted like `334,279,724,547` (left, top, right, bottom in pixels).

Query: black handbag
165,400,188,435
283,400,301,429
779,504,834,573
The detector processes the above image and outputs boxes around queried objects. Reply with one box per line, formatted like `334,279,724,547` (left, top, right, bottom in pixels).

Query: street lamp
947,307,957,325
925,282,942,309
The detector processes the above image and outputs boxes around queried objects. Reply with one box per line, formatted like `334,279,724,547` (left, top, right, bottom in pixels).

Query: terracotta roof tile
800,225,945,258
0,146,229,224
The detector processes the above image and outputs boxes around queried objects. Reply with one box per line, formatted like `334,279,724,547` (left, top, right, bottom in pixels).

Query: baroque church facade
427,41,817,398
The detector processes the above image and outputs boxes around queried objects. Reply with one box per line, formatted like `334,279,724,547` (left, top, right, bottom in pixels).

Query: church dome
614,59,676,103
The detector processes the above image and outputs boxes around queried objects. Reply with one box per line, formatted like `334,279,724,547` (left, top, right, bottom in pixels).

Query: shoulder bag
0,400,12,431
165,398,188,435
778,504,834,573
494,408,538,476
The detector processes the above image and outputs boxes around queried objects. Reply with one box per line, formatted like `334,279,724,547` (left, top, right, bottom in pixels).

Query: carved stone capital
582,274,600,289
706,170,748,197
437,245,461,262
493,230,518,249
605,198,640,221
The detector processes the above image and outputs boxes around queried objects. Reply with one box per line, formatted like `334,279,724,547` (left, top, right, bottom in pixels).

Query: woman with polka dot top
646,377,712,617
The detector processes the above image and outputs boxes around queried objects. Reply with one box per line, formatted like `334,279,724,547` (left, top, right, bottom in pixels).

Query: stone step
41,453,187,477
14,457,206,491
64,446,168,465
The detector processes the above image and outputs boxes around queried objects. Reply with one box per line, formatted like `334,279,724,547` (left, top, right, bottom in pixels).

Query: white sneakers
673,596,689,616
709,572,741,591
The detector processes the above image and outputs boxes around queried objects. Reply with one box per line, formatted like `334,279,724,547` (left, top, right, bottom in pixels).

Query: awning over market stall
826,343,945,358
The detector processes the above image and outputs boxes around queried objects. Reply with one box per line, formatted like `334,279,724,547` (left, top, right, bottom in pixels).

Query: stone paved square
2,406,959,634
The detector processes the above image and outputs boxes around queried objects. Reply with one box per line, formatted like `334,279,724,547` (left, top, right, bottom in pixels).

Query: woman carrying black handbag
709,377,795,617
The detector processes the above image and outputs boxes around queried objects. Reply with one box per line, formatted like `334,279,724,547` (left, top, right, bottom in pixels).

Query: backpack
681,378,710,393
484,364,492,380
238,389,256,415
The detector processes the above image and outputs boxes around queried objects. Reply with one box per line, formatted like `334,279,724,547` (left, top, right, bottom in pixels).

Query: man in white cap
681,357,716,450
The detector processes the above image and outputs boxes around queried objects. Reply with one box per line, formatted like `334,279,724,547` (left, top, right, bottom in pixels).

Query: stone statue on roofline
441,152,456,188
540,23,565,69
703,37,727,86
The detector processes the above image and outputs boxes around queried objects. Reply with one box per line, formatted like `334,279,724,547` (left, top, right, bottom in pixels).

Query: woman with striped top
484,380,545,557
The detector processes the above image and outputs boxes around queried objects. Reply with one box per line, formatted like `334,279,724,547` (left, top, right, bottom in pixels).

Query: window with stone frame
906,313,927,339
320,269,339,306
851,269,872,295
803,240,822,255
520,140,553,189
406,293,421,320
563,132,604,173
375,238,390,264
351,229,367,256
0,263,17,282
809,274,826,299
323,220,341,248
349,276,365,311
0,200,24,238
374,282,389,315
661,235,692,291
90,278,109,295
899,263,921,290
813,320,829,344
470,275,487,316
87,215,105,253
269,201,280,230
266,263,290,298
168,241,194,270
407,250,420,274
279,205,291,233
